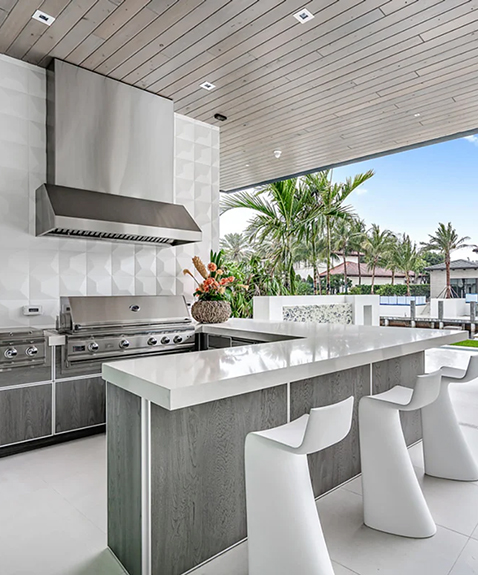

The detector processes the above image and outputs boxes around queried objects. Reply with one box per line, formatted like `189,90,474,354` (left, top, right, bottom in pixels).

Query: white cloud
355,187,368,196
464,135,478,146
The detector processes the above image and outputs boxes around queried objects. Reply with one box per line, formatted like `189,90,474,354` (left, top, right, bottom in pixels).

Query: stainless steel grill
0,328,47,369
58,295,195,371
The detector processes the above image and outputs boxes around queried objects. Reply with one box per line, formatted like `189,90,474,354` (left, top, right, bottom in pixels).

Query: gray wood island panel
55,376,105,433
150,385,287,575
372,351,425,445
290,365,370,497
0,384,52,446
107,384,142,575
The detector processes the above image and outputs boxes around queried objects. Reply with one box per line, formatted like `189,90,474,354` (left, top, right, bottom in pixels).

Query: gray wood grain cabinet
55,376,106,433
0,384,52,446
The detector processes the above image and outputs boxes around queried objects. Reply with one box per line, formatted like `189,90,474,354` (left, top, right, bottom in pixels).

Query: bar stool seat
422,355,478,481
359,371,442,538
245,396,354,575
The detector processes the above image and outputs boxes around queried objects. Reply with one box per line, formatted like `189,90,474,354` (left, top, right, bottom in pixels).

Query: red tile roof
320,262,408,278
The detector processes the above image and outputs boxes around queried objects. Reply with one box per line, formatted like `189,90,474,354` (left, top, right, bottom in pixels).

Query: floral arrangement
183,252,247,302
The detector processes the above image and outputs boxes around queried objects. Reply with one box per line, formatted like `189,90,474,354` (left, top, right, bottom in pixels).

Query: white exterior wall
430,298,469,318
0,54,220,328
429,269,478,298
253,295,380,326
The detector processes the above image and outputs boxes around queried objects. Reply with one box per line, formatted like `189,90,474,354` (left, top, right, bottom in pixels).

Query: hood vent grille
48,228,175,245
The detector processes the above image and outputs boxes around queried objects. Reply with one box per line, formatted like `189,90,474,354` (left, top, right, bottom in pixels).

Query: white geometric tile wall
0,54,220,328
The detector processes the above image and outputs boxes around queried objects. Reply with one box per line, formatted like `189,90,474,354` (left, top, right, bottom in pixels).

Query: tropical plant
349,218,367,286
332,218,358,293
395,234,422,296
362,224,396,294
219,232,250,262
384,234,402,286
295,235,330,295
302,169,374,293
183,252,247,302
421,223,471,298
221,178,320,293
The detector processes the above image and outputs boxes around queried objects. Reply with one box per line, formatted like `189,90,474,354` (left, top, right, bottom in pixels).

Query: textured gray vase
191,300,231,324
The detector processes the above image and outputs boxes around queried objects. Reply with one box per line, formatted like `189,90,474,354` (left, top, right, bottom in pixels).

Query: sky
219,134,478,260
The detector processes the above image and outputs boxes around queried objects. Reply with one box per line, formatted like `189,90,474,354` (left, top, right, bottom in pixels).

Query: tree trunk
343,255,348,293
391,270,395,285
371,265,376,294
313,264,318,295
406,272,410,296
445,253,451,298
326,217,331,295
358,255,362,286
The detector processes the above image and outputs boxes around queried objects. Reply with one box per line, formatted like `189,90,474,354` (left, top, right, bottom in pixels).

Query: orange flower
207,262,217,272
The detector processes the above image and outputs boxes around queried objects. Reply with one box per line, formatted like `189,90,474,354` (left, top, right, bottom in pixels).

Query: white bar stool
359,370,442,538
422,355,478,481
245,396,354,575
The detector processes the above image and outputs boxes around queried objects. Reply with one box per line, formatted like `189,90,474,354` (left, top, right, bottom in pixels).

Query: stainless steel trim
0,432,54,449
53,423,105,436
36,184,202,246
141,398,152,575
54,373,102,383
0,380,53,392
51,346,56,435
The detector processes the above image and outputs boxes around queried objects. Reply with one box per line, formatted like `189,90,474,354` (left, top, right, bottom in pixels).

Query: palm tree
220,232,250,262
362,224,395,294
302,169,374,293
349,218,366,286
396,234,422,295
333,218,357,293
421,223,471,298
221,179,320,293
295,235,330,295
384,234,402,286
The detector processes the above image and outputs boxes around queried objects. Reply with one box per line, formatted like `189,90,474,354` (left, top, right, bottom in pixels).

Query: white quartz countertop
102,319,466,410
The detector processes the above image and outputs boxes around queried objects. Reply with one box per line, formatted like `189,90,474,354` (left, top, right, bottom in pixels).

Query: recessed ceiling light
200,81,216,91
414,113,421,117
245,164,250,167
32,9,55,25
274,150,282,159
293,8,315,24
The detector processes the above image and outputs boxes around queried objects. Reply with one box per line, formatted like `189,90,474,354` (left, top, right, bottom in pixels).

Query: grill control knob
120,339,130,349
161,336,171,345
147,337,158,346
173,335,183,344
4,347,18,359
26,346,38,357
88,342,99,353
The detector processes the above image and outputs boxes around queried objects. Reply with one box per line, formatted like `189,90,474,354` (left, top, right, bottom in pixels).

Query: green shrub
349,285,372,295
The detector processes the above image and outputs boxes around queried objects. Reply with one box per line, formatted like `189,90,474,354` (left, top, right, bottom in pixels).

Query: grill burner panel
58,295,196,369
0,328,47,369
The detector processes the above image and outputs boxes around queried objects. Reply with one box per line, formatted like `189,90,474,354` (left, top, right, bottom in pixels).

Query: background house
425,260,478,298
320,262,409,287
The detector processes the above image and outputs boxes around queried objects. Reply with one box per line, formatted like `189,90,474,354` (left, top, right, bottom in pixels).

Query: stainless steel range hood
36,59,202,246
36,184,202,245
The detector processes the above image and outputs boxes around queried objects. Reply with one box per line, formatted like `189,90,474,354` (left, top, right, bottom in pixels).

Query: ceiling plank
23,0,99,64
0,0,45,53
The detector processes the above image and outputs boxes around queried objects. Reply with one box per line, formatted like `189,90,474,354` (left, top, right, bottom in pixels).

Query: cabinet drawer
0,384,52,446
55,377,105,433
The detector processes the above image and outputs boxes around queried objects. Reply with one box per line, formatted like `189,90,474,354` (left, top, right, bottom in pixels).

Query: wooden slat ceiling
1,0,478,192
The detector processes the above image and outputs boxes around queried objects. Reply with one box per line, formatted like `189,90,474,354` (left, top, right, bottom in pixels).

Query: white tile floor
0,346,477,575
